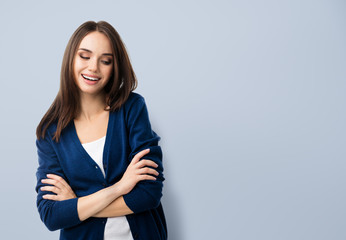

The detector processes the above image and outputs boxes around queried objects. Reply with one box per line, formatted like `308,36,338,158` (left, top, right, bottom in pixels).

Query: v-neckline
71,111,113,179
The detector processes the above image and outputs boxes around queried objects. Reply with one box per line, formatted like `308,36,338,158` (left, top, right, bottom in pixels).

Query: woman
35,21,167,240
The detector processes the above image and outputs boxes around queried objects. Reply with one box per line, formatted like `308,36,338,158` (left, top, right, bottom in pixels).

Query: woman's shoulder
37,121,58,140
123,92,146,110
127,91,145,104
39,120,71,143
36,121,57,147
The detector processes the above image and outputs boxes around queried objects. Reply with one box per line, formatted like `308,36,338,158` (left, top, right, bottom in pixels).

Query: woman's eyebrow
78,48,113,56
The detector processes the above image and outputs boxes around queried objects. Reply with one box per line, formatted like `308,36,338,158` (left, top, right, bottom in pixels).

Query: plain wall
0,0,345,239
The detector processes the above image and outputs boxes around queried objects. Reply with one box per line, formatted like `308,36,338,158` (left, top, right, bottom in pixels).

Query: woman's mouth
81,74,101,81
81,74,101,85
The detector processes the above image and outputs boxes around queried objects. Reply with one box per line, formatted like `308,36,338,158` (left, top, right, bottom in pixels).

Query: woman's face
73,31,114,96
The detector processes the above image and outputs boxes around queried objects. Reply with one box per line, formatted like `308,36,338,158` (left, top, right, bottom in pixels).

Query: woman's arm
36,136,81,231
122,96,165,214
41,175,133,218
77,183,123,221
41,149,159,220
92,196,133,217
78,149,158,220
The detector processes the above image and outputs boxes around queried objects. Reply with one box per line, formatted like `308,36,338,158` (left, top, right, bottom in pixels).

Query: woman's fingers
136,159,158,168
137,174,157,181
40,174,77,201
117,150,159,195
137,167,159,176
41,178,65,189
40,186,60,194
42,194,59,200
131,149,150,165
41,174,74,193
41,174,73,191
134,159,159,176
46,174,71,190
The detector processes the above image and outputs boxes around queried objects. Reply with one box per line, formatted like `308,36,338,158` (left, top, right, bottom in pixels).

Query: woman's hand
41,174,77,201
116,149,159,195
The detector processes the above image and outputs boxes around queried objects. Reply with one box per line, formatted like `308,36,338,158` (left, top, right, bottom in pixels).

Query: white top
82,136,133,240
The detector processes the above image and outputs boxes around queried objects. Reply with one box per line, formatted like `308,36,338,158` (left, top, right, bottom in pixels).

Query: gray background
0,0,345,239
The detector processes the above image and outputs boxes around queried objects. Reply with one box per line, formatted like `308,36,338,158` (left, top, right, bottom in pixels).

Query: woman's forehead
78,31,113,54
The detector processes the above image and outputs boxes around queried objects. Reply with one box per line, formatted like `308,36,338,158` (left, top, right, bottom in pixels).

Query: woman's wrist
111,181,127,196
107,183,123,198
77,184,124,221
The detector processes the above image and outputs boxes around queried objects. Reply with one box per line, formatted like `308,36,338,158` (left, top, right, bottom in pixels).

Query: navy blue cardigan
35,92,167,240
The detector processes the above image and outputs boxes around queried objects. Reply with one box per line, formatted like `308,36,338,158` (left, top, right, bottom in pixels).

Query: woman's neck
77,92,108,122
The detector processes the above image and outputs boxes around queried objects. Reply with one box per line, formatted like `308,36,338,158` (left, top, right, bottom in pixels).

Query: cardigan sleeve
123,95,165,213
35,133,82,231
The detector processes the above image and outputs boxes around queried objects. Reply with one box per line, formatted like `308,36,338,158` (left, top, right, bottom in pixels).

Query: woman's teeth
82,74,101,81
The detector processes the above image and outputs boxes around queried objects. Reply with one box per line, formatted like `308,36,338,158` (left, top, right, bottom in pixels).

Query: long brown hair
36,21,137,141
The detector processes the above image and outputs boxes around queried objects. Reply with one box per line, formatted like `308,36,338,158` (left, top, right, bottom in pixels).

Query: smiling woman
74,33,113,93
35,21,167,240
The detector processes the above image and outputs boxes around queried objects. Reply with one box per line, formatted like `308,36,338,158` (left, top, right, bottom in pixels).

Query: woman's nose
88,58,98,72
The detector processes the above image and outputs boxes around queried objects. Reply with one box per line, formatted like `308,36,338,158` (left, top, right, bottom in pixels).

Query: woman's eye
79,55,89,60
102,60,112,65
